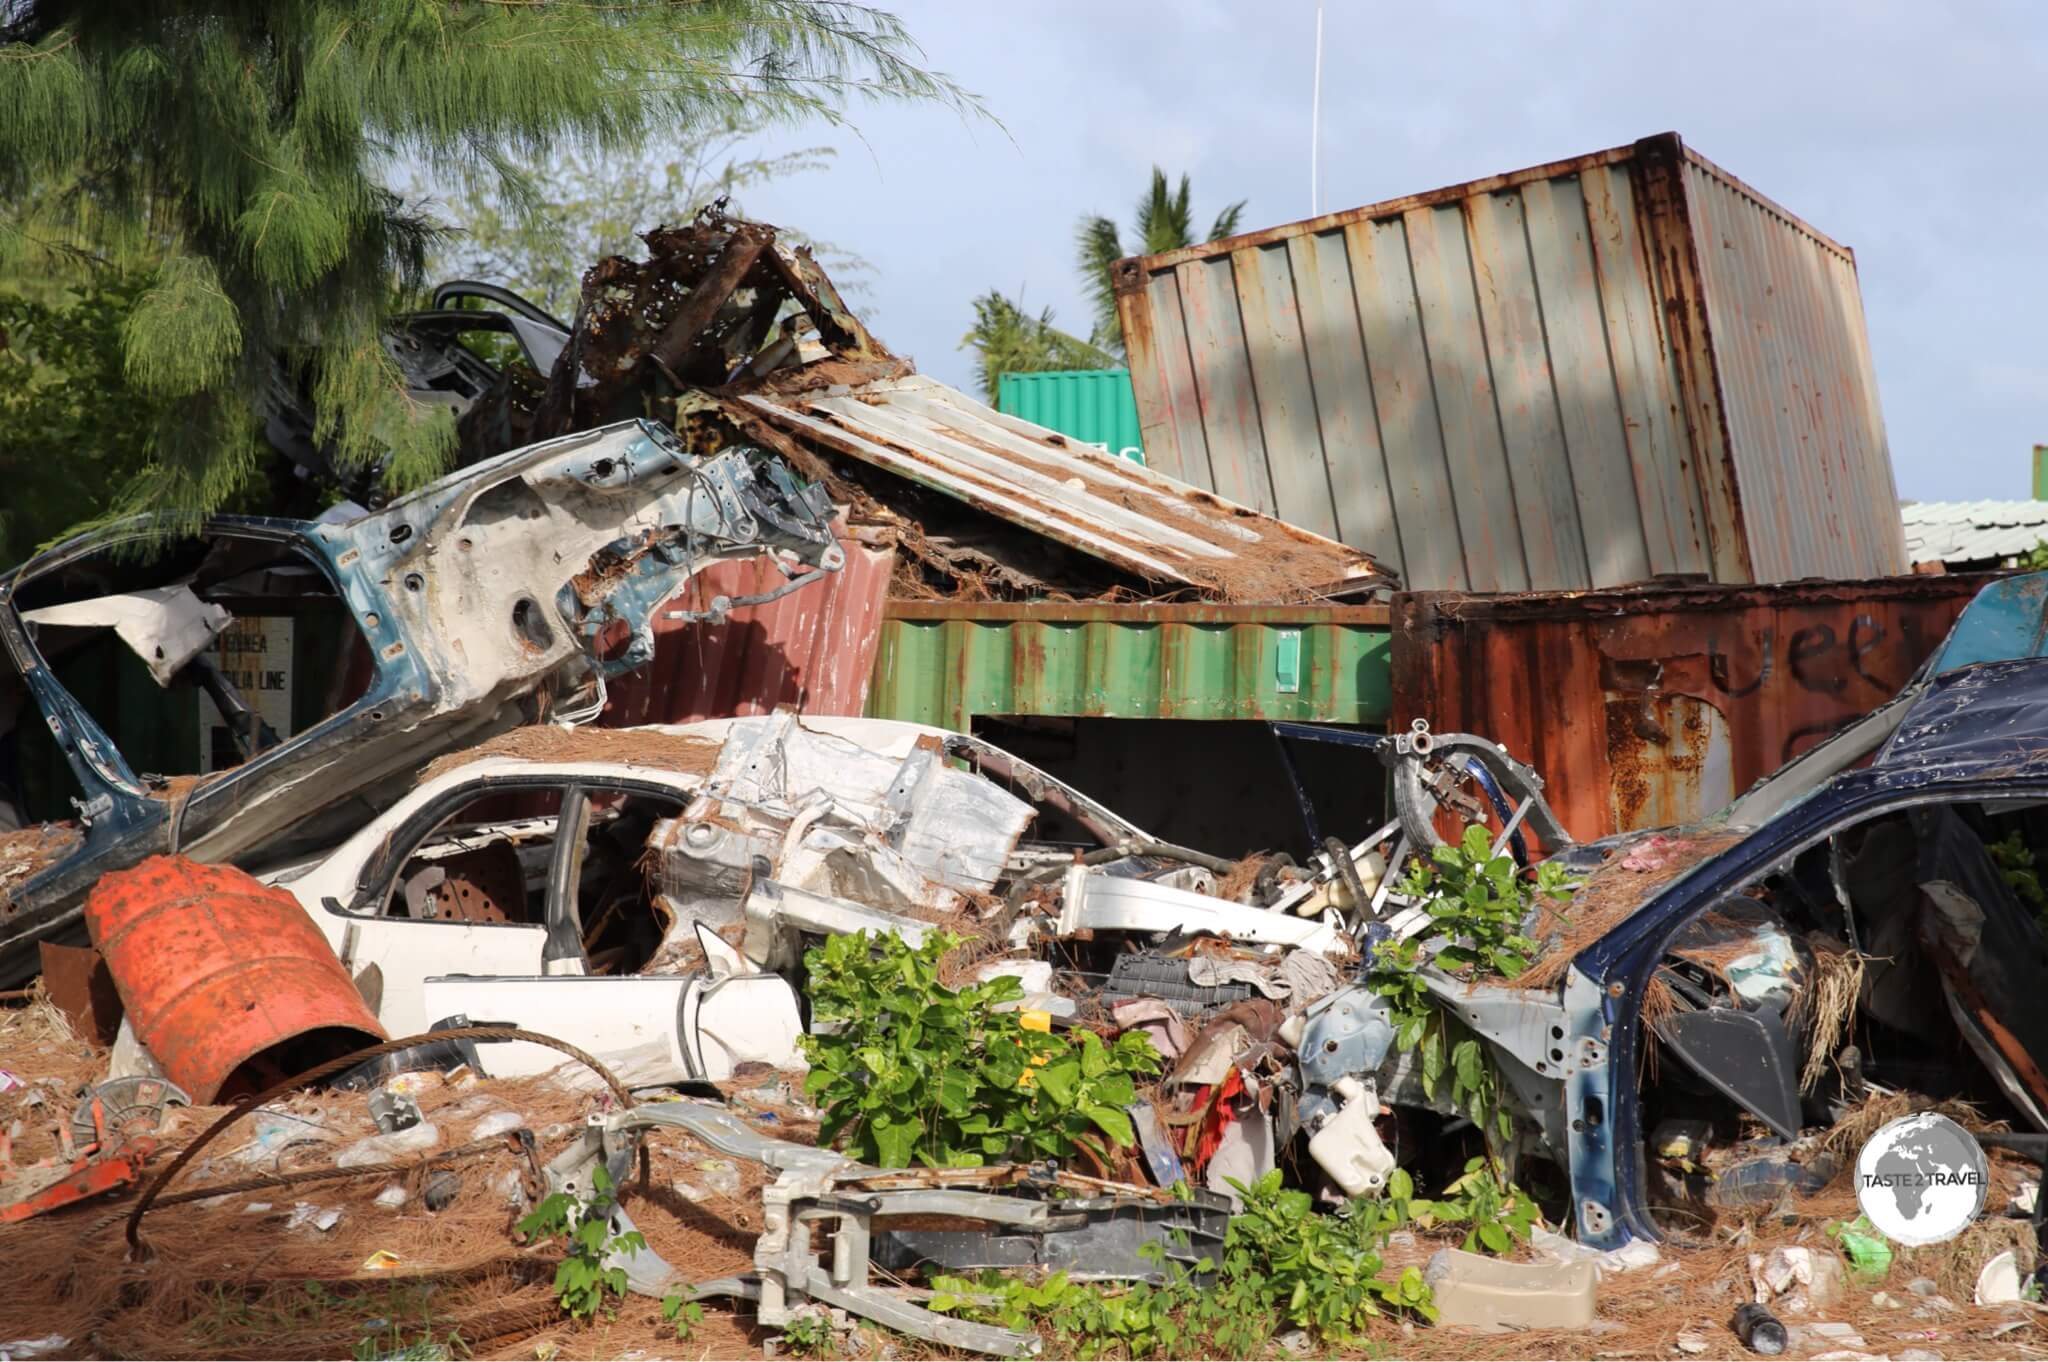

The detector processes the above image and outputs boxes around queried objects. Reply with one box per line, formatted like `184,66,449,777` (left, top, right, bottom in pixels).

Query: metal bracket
551,1101,1206,1356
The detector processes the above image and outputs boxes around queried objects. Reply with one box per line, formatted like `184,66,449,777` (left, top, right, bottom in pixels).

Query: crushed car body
0,419,841,984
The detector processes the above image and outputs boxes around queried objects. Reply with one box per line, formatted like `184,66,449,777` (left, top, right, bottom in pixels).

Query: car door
312,775,571,1037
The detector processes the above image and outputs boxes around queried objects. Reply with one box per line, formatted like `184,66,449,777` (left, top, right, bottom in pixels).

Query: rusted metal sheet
601,534,894,726
84,856,384,1103
1389,575,1992,840
739,375,1388,603
1116,133,1909,592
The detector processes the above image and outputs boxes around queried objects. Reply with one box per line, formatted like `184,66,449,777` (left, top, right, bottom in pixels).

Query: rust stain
1393,575,1991,839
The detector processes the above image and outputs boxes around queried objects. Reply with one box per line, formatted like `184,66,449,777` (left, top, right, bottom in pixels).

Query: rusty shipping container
1389,576,1992,841
1115,132,1907,592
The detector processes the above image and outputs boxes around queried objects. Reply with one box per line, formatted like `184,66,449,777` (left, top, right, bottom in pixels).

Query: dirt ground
2,990,2043,1361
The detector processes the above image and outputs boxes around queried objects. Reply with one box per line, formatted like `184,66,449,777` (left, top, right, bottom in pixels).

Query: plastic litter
285,1202,342,1232
1974,1249,2022,1305
696,1159,741,1196
1825,1216,1893,1281
361,1250,402,1272
1530,1225,1662,1277
334,1121,440,1168
373,1184,407,1209
468,1110,522,1139
368,1088,423,1135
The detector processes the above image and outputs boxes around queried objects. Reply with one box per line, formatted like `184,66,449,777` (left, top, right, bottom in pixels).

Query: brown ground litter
1215,851,1277,904
1516,831,1747,991
1819,1089,2006,1160
1793,935,1866,1094
417,724,725,786
0,822,83,888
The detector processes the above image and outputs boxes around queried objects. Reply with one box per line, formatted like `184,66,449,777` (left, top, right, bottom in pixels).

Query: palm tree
1077,169,1247,355
959,291,1116,403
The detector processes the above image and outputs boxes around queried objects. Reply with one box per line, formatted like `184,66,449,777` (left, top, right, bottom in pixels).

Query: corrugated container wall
996,370,1146,464
1389,575,1988,841
1115,133,1907,591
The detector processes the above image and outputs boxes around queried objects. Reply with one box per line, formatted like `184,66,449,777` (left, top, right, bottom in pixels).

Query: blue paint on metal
1557,653,2048,1248
1928,572,2048,674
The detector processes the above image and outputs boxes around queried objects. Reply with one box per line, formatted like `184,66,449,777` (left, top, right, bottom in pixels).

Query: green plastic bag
1827,1215,1893,1281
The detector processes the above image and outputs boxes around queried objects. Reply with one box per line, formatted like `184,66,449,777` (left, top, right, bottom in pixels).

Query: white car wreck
260,711,1262,1088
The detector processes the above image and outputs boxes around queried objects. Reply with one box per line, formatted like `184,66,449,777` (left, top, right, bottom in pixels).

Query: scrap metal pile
3,682,2046,1355
0,211,2043,1358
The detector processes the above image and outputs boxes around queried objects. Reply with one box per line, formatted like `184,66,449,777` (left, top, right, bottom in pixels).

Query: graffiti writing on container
1708,615,1906,699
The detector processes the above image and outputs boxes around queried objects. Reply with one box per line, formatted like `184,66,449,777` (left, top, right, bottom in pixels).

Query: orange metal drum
84,855,384,1102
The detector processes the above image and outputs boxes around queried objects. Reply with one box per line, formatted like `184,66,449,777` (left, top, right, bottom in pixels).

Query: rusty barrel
85,855,385,1102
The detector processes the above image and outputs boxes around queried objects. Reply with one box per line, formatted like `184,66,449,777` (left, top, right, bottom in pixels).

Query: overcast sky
731,0,2045,503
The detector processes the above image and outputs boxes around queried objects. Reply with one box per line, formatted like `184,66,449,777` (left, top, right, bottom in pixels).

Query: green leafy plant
1988,830,2048,933
777,1311,835,1358
1364,824,1574,1253
660,1293,705,1343
800,931,1161,1169
515,1166,644,1323
2021,542,2048,571
931,1171,1433,1358
1416,1156,1543,1254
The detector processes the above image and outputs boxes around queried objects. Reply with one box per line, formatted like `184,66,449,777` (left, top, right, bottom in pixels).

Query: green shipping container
866,602,1390,732
996,370,1145,464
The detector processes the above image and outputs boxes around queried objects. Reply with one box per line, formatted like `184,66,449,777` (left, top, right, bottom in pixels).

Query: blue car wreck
0,419,840,985
1261,575,2048,1251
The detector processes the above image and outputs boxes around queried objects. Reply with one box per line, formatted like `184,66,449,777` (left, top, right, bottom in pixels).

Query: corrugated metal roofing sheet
1902,500,2048,566
740,374,1387,602
1115,133,1908,592
1683,151,1905,582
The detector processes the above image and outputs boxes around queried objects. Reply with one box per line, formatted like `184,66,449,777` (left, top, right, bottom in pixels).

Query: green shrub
800,930,1161,1169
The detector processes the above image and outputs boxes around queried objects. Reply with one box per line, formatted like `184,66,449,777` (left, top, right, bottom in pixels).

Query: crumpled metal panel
601,533,894,726
1390,575,1991,840
740,375,1387,602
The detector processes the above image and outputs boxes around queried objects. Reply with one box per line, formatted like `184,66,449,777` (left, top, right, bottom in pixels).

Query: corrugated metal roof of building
1903,500,2048,566
741,374,1390,603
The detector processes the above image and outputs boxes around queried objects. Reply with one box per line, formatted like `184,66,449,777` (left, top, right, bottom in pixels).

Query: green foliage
958,290,1117,402
0,269,230,565
776,1311,835,1358
659,1292,705,1343
800,930,1160,1168
1075,168,1247,353
930,1171,1434,1358
1363,823,1574,1252
423,107,868,321
2020,542,2048,571
1396,824,1576,980
515,1166,644,1323
1988,830,2048,934
1419,1156,1543,1255
0,1,974,534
